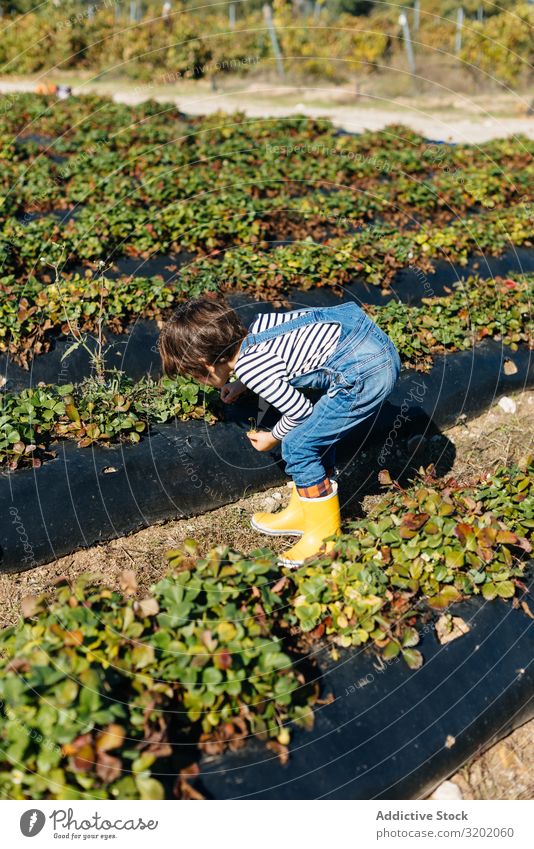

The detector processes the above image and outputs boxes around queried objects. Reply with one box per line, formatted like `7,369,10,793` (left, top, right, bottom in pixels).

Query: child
160,297,401,567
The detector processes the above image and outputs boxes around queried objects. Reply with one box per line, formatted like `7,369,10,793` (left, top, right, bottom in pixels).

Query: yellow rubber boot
278,482,341,568
251,483,304,537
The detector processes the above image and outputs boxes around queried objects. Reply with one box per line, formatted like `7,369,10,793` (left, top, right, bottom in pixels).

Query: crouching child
159,297,401,568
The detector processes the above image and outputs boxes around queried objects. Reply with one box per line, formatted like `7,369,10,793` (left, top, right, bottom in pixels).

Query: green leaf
135,776,165,800
382,640,400,660
202,667,223,685
482,582,497,601
401,648,423,670
496,580,515,598
428,585,461,609
444,547,464,569
131,644,155,669
401,627,420,648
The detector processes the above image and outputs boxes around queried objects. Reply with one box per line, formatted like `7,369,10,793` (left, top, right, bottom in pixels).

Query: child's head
159,296,247,387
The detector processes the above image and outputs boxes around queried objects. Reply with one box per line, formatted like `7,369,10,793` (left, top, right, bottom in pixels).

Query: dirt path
1,389,533,799
1,77,533,143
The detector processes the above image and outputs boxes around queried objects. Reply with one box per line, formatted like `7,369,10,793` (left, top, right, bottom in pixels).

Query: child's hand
220,380,246,404
246,430,280,452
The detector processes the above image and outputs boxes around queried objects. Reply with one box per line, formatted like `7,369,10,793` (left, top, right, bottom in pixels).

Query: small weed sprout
42,253,110,383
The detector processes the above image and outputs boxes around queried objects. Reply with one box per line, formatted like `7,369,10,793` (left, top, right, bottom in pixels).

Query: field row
0,197,532,321
2,98,532,298
2,100,532,221
1,272,531,470
0,458,531,799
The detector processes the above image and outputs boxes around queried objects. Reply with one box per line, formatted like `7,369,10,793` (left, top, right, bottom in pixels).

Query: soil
1,388,533,799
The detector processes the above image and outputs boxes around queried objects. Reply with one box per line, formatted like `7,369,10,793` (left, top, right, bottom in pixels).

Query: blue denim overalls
241,302,401,488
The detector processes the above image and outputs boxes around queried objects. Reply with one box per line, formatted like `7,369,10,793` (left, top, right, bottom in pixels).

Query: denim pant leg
321,444,337,476
285,369,336,482
282,351,398,488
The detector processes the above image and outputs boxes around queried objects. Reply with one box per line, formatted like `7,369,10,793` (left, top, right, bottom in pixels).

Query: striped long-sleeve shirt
234,310,341,440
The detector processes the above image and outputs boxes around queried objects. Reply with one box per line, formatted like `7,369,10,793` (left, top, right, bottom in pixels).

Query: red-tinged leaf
517,537,532,553
62,734,92,757
215,649,233,670
198,737,224,756
435,614,470,644
496,530,519,545
119,569,138,595
180,762,200,779
70,747,95,773
380,546,392,563
175,772,205,800
50,624,84,646
201,630,217,651
6,657,30,673
309,621,326,639
401,512,430,531
96,752,122,784
21,595,39,618
476,546,494,564
266,740,289,766
96,724,125,753
454,522,475,546
476,526,497,547
272,576,288,594
422,464,437,483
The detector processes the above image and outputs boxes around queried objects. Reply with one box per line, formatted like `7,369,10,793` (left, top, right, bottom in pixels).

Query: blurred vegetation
0,1,531,87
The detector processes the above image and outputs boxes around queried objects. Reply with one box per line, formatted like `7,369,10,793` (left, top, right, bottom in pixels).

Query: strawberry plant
0,459,531,798
0,373,216,470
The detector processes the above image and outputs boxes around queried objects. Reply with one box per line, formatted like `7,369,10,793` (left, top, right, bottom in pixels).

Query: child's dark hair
159,296,247,379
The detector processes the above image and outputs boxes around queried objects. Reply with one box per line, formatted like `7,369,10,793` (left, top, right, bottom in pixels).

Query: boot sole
250,518,303,537
277,556,303,569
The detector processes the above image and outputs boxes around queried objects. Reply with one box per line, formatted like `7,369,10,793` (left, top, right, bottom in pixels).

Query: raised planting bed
1,271,531,468
0,339,532,573
0,462,532,799
1,267,532,371
2,200,532,295
2,93,533,283
196,580,534,799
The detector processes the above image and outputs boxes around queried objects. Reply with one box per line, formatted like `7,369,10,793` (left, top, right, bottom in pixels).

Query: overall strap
241,307,319,350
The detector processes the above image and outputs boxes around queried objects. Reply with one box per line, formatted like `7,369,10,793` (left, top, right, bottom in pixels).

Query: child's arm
235,350,313,441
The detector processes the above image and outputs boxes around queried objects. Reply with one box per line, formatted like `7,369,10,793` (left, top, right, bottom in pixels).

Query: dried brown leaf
435,614,471,645
119,569,138,596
